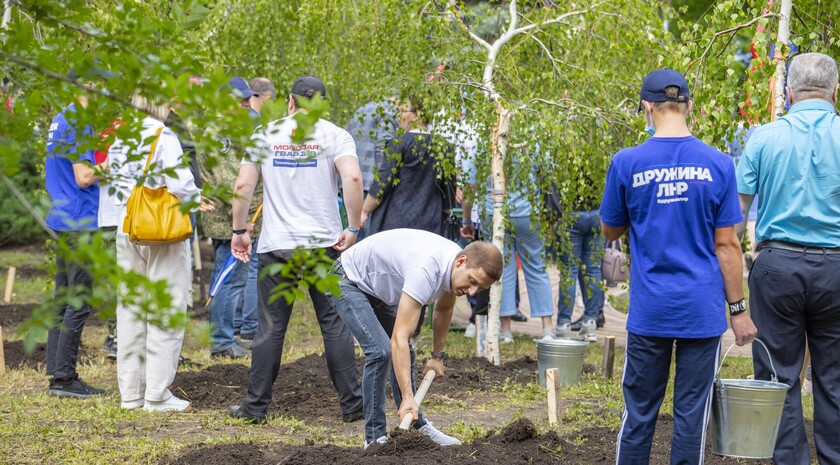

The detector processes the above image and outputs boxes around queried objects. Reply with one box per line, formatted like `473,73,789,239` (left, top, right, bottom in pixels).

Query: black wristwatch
430,351,446,360
232,228,247,235
728,299,747,316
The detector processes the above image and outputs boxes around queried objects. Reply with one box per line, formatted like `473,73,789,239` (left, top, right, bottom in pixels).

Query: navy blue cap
639,69,690,110
290,75,327,99
228,76,255,99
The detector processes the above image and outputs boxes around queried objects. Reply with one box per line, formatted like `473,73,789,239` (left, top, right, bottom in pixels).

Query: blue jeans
556,210,605,324
234,237,259,337
617,333,720,465
327,261,426,443
209,239,248,352
482,215,553,317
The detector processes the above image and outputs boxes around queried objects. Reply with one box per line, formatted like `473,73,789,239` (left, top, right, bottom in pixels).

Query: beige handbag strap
141,127,165,175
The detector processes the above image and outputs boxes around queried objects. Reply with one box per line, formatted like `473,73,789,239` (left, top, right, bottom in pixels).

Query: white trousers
115,229,190,402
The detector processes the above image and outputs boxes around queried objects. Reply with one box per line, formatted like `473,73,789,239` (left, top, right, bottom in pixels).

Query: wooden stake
602,335,616,379
3,266,15,304
0,326,5,374
546,368,561,425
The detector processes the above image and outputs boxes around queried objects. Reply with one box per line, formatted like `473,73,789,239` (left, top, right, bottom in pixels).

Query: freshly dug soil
3,340,95,370
164,416,801,465
170,353,541,421
0,303,40,327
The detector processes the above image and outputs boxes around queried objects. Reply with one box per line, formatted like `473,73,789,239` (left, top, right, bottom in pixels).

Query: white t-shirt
97,181,121,228
340,228,461,306
108,117,200,209
244,116,357,252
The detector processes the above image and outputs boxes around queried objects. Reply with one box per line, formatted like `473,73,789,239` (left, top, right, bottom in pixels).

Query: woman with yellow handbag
107,92,213,413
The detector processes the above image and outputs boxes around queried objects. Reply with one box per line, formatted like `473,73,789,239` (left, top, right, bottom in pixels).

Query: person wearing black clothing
360,101,456,235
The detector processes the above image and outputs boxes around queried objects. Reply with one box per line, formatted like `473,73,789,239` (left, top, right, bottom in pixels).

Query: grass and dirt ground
0,244,816,464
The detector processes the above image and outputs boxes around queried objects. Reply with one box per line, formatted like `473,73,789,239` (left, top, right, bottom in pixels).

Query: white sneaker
418,421,461,446
464,323,476,338
143,395,193,412
500,331,514,344
540,329,555,341
579,319,597,342
364,435,388,449
121,398,144,410
554,323,572,340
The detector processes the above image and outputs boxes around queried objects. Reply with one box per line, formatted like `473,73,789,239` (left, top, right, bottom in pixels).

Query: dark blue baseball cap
228,76,256,99
639,68,690,110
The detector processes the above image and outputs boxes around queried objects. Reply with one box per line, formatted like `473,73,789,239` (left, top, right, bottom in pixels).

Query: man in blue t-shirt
600,69,757,464
44,77,108,399
736,53,840,465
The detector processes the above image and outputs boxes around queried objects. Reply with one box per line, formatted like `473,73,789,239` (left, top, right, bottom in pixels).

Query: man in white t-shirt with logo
228,75,364,424
326,228,502,448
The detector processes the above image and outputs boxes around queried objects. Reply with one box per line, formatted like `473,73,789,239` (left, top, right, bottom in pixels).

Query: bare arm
231,164,260,262
73,161,103,188
715,225,757,346
735,193,755,240
360,193,379,229
601,221,630,241
393,292,424,423
335,156,363,251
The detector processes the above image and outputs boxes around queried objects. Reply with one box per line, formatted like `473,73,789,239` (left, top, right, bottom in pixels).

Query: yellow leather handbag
123,127,193,245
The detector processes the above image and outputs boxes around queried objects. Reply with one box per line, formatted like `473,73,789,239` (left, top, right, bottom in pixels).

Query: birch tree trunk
484,104,512,365
772,0,793,120
2,0,12,29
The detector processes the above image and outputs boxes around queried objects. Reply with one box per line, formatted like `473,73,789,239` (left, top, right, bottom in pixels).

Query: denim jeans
556,210,605,324
209,239,248,352
327,261,426,443
46,231,95,379
482,215,553,317
234,237,259,337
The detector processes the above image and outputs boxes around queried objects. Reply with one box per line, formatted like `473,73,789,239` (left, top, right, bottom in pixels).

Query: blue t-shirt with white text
600,136,742,338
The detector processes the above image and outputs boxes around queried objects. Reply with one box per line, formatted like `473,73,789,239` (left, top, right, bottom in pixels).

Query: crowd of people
40,51,839,463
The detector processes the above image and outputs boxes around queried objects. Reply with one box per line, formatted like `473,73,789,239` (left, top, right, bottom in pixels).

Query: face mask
644,108,655,136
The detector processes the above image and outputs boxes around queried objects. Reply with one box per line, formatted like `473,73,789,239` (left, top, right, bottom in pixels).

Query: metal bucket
536,339,588,387
710,339,789,459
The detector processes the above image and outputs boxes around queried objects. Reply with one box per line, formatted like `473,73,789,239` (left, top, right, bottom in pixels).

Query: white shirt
97,180,121,228
108,117,200,210
340,228,461,306
244,115,357,252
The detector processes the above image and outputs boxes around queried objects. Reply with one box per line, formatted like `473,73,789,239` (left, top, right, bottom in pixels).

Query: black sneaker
229,405,267,424
211,343,250,359
342,407,364,423
47,376,106,399
511,309,528,322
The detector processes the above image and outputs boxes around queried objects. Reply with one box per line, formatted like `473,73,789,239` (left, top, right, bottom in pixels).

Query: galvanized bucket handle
715,338,778,383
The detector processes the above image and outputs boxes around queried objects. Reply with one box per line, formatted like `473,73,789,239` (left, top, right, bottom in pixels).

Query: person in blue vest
600,69,757,464
44,67,112,398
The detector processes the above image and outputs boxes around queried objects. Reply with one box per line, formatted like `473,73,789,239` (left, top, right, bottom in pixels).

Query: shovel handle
399,370,437,429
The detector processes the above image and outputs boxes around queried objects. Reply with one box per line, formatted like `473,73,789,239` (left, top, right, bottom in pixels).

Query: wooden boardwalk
452,266,752,357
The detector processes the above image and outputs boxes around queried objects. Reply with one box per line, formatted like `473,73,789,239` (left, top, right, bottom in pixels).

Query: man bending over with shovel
326,228,502,448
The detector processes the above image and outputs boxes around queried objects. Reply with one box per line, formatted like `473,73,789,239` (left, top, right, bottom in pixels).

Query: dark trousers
749,247,840,465
241,248,363,417
46,231,95,379
617,332,720,465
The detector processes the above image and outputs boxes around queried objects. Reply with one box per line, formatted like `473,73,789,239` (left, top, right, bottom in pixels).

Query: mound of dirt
0,303,40,327
163,415,795,465
170,353,540,421
3,340,96,370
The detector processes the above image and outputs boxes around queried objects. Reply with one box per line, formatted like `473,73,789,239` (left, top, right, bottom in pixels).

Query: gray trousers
749,246,840,465
241,248,363,417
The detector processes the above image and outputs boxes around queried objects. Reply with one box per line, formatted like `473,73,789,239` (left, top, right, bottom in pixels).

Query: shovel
399,370,437,429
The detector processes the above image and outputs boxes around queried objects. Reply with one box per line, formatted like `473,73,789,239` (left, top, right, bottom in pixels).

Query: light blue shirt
736,99,840,248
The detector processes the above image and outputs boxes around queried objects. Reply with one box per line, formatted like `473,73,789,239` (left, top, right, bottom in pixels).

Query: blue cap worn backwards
228,76,256,99
639,68,690,110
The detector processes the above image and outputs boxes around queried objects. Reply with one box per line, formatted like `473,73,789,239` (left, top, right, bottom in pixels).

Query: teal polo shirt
736,99,840,248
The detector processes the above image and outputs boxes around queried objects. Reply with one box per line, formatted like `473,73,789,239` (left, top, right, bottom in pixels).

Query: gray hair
788,53,839,102
249,77,276,99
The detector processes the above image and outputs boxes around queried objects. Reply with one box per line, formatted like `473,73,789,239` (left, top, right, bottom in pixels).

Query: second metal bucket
710,339,789,459
536,339,588,387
